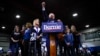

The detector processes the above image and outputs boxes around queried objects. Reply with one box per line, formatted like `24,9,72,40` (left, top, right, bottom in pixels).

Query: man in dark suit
41,2,63,56
41,2,58,22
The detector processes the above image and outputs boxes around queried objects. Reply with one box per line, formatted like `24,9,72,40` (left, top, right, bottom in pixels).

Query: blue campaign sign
41,22,64,32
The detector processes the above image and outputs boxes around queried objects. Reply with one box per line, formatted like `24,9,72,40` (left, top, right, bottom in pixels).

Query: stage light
16,14,21,19
1,26,6,29
85,25,90,28
72,13,78,17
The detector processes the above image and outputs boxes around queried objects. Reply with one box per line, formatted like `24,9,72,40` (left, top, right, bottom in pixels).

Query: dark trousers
10,43,19,56
36,40,41,56
74,43,80,56
58,40,66,56
24,40,29,56
29,41,36,56
66,46,75,56
18,41,24,56
46,37,50,56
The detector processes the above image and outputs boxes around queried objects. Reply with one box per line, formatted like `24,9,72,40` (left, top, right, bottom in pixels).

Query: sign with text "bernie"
42,22,63,33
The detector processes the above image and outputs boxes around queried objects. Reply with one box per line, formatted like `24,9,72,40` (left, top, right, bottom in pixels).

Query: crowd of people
6,2,91,56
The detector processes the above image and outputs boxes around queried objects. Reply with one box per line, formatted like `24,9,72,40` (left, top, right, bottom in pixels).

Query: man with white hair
41,2,62,56
42,2,60,22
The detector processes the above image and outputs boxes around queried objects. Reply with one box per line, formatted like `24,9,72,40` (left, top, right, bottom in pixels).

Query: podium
49,34,56,56
42,22,63,56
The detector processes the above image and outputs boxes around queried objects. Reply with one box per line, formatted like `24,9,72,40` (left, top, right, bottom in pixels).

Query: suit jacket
42,9,57,22
30,26,42,41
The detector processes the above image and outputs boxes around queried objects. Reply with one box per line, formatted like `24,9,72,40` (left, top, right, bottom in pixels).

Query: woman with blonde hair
71,25,81,56
29,18,42,56
23,22,32,56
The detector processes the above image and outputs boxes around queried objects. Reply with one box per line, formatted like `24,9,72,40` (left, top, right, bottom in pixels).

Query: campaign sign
42,22,63,32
